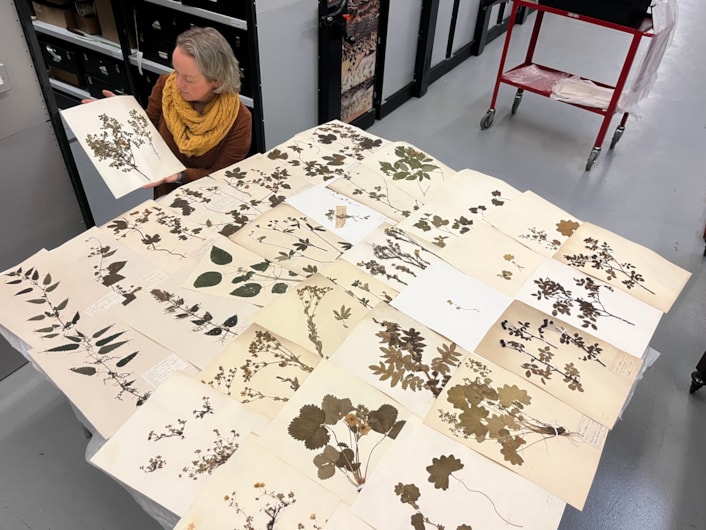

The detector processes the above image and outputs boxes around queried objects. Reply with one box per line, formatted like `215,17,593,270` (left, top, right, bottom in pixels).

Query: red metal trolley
480,0,657,170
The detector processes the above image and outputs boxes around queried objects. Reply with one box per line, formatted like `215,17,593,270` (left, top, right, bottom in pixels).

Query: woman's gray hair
176,26,242,94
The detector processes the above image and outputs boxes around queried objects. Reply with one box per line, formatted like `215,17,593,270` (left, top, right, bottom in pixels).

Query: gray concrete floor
2,1,705,528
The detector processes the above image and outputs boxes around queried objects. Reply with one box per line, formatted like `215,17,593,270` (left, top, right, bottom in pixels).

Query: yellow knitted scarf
162,71,240,157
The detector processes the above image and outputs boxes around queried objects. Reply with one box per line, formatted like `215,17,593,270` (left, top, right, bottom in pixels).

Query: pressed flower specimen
288,394,406,490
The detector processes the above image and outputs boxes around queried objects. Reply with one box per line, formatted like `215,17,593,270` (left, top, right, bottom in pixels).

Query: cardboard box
95,0,135,46
32,1,75,29
49,66,83,88
74,14,101,35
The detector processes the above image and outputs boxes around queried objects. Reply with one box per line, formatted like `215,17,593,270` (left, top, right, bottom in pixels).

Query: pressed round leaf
210,245,233,265
230,283,262,298
193,271,222,288
271,282,288,294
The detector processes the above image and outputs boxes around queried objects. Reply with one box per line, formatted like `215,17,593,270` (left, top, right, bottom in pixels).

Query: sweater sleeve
145,74,168,129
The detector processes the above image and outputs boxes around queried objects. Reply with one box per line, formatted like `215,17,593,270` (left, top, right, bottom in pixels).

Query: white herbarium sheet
353,417,566,530
173,433,340,530
425,352,608,511
61,95,185,198
554,221,691,313
515,258,663,360
257,360,412,505
90,370,268,517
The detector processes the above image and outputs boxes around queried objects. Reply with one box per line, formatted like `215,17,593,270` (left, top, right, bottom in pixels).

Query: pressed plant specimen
191,245,300,298
357,227,433,287
531,275,635,330
245,214,351,271
369,318,462,397
85,110,158,180
269,142,349,182
499,318,584,392
169,185,265,238
85,237,140,305
562,237,655,295
223,165,289,208
6,266,151,407
518,227,562,252
288,394,406,490
225,483,324,530
297,284,334,357
310,121,384,160
179,428,241,479
147,418,188,442
378,145,442,198
149,288,240,341
437,359,572,466
140,456,167,473
106,205,204,259
497,254,525,281
395,453,520,529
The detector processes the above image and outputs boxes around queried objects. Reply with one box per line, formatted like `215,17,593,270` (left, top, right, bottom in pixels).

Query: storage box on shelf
81,49,131,98
39,34,85,81
32,0,75,29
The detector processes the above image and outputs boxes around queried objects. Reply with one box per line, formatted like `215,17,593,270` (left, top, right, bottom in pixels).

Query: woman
145,26,252,198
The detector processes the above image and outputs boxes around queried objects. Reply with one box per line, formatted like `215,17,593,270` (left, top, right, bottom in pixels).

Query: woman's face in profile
172,46,217,103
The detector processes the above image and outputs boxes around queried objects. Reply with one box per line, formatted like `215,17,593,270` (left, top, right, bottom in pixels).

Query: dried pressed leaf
426,454,464,490
209,246,233,266
116,351,139,367
288,404,328,450
250,260,270,272
368,403,399,435
98,340,129,355
194,271,223,288
321,395,354,425
271,282,288,294
45,343,80,353
230,283,262,298
70,366,97,376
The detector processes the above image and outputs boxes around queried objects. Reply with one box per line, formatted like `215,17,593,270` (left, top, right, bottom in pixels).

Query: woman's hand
142,172,182,189
80,90,118,104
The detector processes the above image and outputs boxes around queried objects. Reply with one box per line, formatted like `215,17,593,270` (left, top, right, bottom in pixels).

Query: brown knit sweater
146,74,252,198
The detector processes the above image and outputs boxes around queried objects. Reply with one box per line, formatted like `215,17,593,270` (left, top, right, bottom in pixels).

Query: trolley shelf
480,0,657,170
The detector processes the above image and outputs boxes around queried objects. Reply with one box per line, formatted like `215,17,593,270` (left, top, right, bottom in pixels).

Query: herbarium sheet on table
161,172,272,239
394,169,521,250
285,185,389,245
341,223,443,292
327,141,456,222
51,226,168,310
438,220,545,297
228,202,352,277
99,199,214,274
554,221,691,313
173,433,340,530
291,119,390,163
61,95,185,198
111,269,256,370
90,370,268,517
425,352,608,510
329,302,467,418
257,360,412,505
199,323,321,419
391,260,513,354
319,258,398,309
483,190,582,256
183,236,303,307
475,300,644,428
515,258,664,360
250,273,371,359
353,416,566,530
27,311,191,439
0,248,108,347
323,502,374,529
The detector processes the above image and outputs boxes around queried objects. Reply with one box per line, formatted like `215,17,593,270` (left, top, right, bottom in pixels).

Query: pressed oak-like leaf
322,395,354,425
288,404,329,450
194,271,223,288
497,384,531,408
210,246,233,266
368,403,400,435
556,219,580,237
426,454,464,490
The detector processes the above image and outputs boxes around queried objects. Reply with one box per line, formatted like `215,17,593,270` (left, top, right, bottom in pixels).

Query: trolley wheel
610,125,625,149
480,109,496,130
511,90,524,115
585,147,601,171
